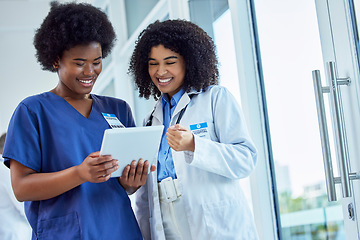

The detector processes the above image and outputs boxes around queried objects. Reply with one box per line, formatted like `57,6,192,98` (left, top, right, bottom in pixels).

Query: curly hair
34,1,116,72
128,19,219,100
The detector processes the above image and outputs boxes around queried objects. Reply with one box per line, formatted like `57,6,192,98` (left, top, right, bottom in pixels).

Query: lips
77,78,95,87
157,77,173,86
159,77,172,83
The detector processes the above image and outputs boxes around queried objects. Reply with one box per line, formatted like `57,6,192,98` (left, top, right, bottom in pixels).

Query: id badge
102,113,125,128
190,122,210,139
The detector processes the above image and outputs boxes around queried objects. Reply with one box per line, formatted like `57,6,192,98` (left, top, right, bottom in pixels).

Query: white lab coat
134,85,258,240
0,156,32,240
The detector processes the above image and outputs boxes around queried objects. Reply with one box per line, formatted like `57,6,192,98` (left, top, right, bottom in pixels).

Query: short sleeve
125,103,136,127
3,102,41,171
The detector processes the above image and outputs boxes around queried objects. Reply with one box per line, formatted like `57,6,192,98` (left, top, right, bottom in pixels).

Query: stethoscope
145,95,193,127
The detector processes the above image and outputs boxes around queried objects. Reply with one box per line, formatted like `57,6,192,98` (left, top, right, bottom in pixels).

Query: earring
53,64,58,70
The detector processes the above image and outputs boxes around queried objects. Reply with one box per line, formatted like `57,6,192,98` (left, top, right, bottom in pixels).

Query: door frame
229,0,279,239
315,0,360,238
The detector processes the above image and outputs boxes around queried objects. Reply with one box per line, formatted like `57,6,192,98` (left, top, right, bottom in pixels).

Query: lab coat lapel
172,89,200,124
172,93,191,124
151,99,163,125
152,90,199,126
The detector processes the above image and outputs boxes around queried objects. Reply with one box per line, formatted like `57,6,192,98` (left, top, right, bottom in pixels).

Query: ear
53,58,60,70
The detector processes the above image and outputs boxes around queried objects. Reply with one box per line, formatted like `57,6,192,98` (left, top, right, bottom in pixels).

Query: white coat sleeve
134,116,154,240
0,162,26,217
184,87,257,179
134,183,151,240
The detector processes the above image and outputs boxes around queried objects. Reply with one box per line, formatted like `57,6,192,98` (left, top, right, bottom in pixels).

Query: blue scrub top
3,92,142,240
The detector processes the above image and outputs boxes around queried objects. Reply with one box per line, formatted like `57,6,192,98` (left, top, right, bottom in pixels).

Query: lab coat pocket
203,200,241,239
37,212,81,240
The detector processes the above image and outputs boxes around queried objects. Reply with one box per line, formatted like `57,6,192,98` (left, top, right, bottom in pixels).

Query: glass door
252,0,347,238
313,0,360,238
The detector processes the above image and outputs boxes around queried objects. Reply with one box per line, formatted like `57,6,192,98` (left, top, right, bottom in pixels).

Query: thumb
89,151,100,157
173,124,187,131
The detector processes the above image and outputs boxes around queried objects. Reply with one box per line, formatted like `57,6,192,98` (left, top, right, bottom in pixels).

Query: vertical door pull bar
327,61,351,198
312,70,337,201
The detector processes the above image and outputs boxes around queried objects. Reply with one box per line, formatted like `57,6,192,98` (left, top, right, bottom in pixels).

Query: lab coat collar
152,89,200,125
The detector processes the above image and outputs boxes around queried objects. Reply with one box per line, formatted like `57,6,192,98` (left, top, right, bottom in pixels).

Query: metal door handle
314,62,360,201
312,70,337,201
327,61,352,198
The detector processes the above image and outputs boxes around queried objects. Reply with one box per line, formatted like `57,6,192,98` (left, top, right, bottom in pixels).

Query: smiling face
54,41,102,99
148,44,186,99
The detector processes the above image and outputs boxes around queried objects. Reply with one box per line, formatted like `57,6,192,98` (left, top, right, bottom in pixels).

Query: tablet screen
100,125,164,177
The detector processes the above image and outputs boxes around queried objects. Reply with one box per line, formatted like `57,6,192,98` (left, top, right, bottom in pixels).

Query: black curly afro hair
128,19,219,100
34,1,116,72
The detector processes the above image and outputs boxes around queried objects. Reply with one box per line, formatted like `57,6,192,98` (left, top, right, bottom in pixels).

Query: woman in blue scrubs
2,2,151,239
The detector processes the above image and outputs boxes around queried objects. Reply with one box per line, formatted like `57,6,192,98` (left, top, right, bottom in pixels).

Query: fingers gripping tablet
100,125,164,177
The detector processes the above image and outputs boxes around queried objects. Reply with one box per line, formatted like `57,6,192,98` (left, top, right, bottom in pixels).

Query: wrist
125,187,137,195
118,177,139,195
188,134,195,152
74,165,87,184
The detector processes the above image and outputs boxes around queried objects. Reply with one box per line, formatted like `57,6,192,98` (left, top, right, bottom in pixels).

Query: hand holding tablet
99,125,164,177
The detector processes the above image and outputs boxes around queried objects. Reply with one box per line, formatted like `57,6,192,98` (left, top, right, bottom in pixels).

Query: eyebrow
148,56,178,61
73,56,102,61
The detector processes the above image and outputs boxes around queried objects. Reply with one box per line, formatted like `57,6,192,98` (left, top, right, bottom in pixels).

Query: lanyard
146,98,191,126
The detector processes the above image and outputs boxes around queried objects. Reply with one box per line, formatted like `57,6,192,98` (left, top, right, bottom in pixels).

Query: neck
50,87,91,101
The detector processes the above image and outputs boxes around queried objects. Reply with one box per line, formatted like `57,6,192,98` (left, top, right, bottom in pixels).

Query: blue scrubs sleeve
3,102,41,171
125,102,136,127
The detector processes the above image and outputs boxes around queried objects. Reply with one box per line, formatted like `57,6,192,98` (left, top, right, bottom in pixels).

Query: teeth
159,78,172,83
78,79,92,84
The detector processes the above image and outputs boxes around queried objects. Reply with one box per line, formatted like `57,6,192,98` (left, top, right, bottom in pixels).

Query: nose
83,64,94,76
157,64,167,76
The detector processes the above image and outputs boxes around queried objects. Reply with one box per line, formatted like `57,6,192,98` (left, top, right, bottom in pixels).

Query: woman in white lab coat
129,19,258,240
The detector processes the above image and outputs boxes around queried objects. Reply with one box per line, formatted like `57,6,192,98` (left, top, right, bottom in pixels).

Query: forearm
189,136,257,179
11,163,85,201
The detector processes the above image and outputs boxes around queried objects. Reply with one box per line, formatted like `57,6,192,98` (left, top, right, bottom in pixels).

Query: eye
167,62,176,65
75,62,84,67
93,62,101,65
148,62,158,66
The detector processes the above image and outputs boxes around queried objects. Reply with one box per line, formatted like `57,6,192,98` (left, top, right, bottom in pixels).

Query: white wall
0,1,57,134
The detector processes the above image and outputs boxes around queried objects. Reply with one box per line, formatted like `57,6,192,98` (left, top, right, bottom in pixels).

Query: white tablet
100,125,164,177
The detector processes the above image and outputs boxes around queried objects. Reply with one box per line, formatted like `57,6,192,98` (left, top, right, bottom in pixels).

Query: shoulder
92,94,130,107
8,93,52,131
194,86,240,113
207,85,232,94
17,92,53,112
92,95,133,116
195,85,232,100
21,92,50,104
92,95,135,127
